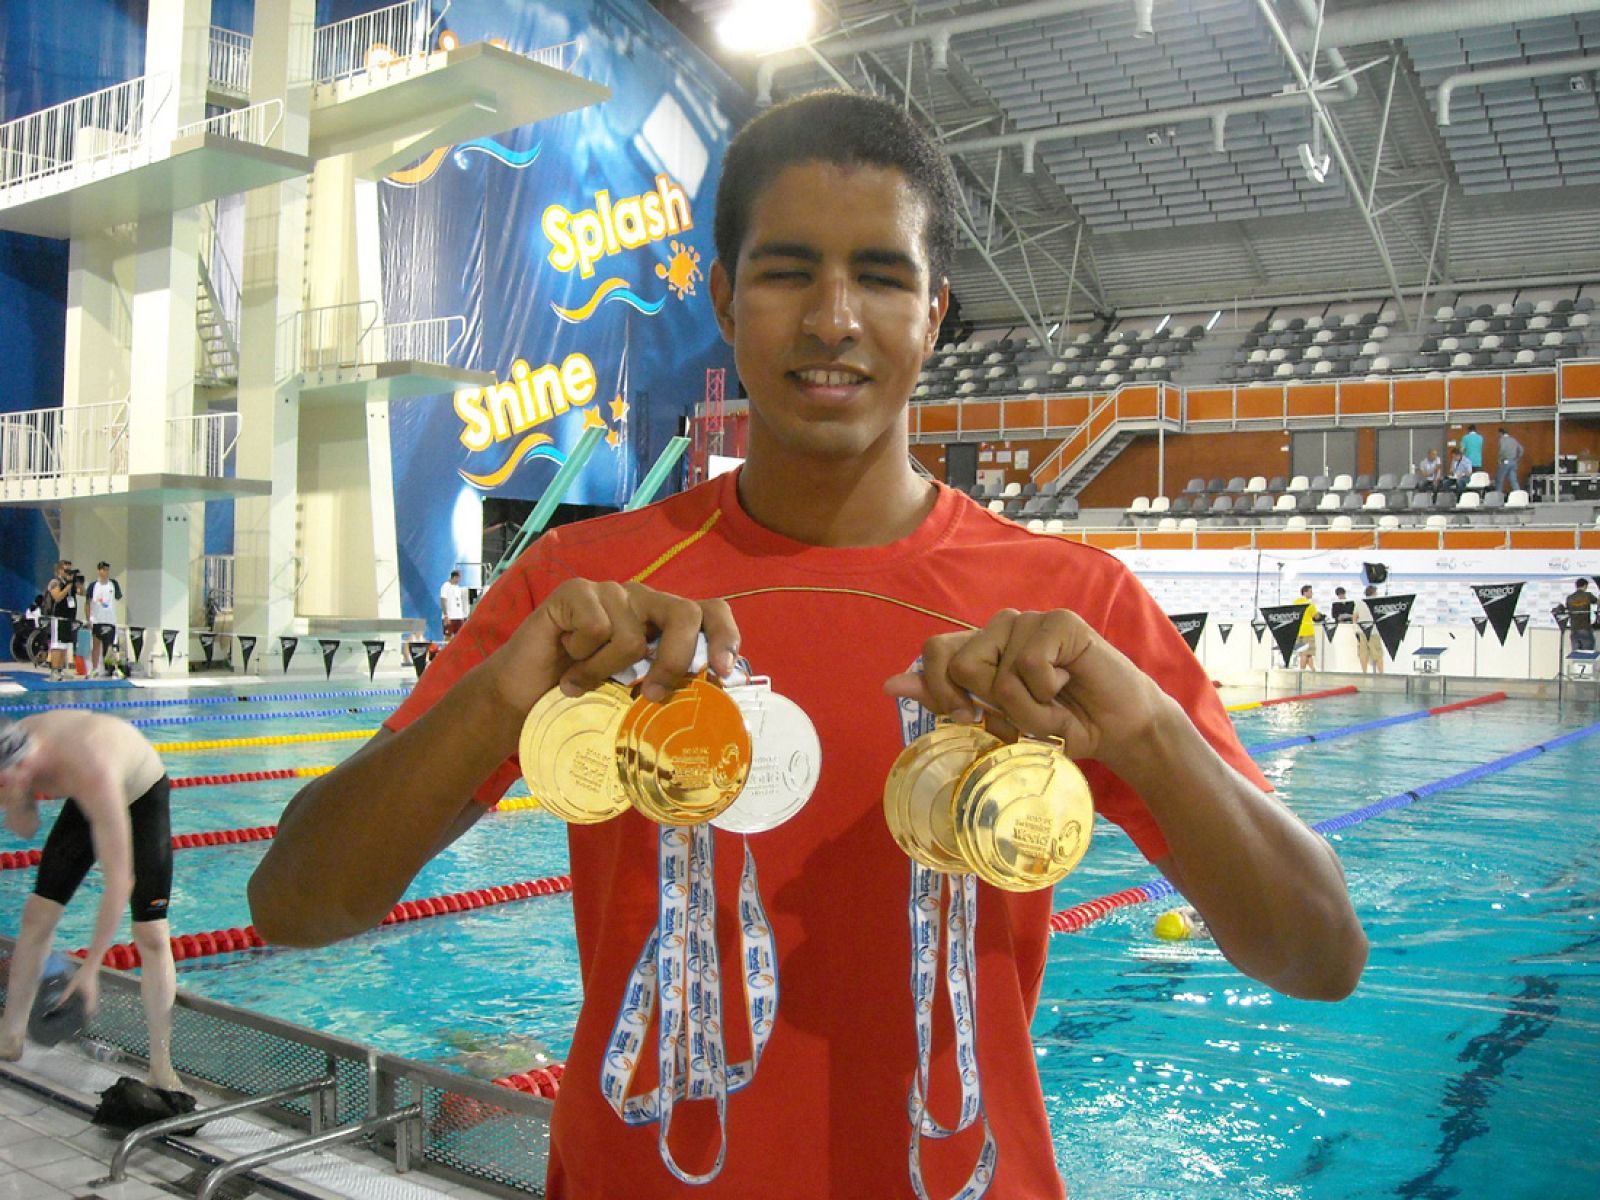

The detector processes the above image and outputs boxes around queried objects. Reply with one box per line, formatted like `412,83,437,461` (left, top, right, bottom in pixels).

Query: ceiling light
718,0,814,54
1207,309,1223,331
1133,0,1154,38
1155,314,1171,334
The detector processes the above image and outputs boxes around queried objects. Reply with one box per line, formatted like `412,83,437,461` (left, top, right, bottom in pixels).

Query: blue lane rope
126,703,396,729
1245,708,1432,754
1054,720,1600,932
0,686,412,714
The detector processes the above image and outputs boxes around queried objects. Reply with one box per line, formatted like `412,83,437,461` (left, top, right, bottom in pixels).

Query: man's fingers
699,599,741,678
634,587,709,701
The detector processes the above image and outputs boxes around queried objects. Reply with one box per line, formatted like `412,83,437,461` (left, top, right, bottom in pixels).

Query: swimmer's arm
77,781,134,970
249,579,739,948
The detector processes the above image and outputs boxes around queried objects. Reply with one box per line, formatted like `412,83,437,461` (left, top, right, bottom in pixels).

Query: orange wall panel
1338,382,1391,417
1445,376,1502,411
1504,372,1556,409
1377,532,1442,549
1236,387,1285,422
1394,378,1446,413
1442,531,1513,550
1194,531,1253,549
1255,533,1316,550
1285,385,1336,422
1508,531,1579,549
1187,389,1235,423
1562,362,1600,400
914,404,959,435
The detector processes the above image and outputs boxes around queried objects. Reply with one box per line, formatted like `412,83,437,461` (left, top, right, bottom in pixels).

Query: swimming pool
1,685,1594,1198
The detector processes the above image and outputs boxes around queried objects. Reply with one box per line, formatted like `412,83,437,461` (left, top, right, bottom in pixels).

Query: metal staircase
1060,430,1135,497
195,252,239,385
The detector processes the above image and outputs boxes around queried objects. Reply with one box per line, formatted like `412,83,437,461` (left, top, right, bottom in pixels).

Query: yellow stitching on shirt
716,585,978,631
630,510,723,584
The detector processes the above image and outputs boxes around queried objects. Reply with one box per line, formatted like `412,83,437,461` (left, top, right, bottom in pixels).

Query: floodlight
718,0,814,54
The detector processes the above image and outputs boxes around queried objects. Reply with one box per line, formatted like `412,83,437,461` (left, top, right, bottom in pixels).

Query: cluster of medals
885,683,1095,1200
517,640,820,1184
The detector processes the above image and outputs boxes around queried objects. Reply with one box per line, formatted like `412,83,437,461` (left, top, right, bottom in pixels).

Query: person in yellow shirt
1294,584,1319,669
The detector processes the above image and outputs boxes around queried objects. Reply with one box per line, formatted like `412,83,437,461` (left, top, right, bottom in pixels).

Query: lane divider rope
170,766,335,789
0,687,411,714
1243,692,1506,754
1049,716,1600,935
78,873,575,969
1225,685,1357,713
128,705,394,729
149,730,376,753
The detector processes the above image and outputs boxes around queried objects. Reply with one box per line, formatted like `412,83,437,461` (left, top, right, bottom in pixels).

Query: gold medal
884,724,1003,873
952,739,1093,892
622,677,752,825
518,682,635,824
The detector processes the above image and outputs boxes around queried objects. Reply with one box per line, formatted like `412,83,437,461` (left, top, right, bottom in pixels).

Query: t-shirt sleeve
387,554,558,806
1082,566,1272,863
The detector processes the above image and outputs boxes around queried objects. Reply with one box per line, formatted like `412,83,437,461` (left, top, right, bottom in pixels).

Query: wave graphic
459,433,564,490
387,147,449,187
551,278,667,324
453,138,542,170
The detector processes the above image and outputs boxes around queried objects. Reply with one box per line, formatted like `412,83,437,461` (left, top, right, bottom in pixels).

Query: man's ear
710,259,736,347
923,281,950,357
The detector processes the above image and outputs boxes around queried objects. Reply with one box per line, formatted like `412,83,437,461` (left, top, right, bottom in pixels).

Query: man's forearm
1117,700,1367,1001
249,658,528,947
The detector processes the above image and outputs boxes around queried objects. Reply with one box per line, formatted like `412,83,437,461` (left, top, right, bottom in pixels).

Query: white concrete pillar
127,211,201,475
61,234,126,414
366,392,401,620
127,506,194,678
143,0,213,139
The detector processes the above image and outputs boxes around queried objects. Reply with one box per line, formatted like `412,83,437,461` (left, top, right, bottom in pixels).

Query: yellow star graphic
610,395,630,423
606,428,621,449
581,405,607,430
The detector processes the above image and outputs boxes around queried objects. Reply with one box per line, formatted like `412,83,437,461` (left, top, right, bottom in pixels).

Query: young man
1330,586,1354,623
439,570,469,642
248,92,1364,1199
43,560,75,682
0,714,180,1090
1565,578,1595,652
1460,424,1484,473
1448,447,1472,495
87,562,124,677
1495,427,1524,494
1294,584,1320,669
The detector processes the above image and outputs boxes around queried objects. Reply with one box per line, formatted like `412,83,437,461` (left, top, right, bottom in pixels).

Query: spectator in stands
1354,586,1385,674
1495,427,1524,494
1294,584,1319,670
1461,425,1484,472
1416,448,1444,494
1331,587,1355,623
440,570,469,642
1565,579,1595,653
1448,447,1472,494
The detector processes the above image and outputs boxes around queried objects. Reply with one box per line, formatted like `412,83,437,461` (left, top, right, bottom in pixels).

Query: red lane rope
1429,691,1507,715
78,873,574,968
1257,685,1358,707
170,769,304,789
1,827,278,872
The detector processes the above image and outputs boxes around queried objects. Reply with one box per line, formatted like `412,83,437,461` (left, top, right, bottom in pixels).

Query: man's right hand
484,579,740,714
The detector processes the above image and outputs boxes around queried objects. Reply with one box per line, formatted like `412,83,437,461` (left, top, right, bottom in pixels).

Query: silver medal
715,682,822,834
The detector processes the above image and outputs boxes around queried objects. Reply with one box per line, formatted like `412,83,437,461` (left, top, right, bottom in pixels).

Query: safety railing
167,412,240,478
0,73,166,195
278,300,379,375
0,401,129,479
208,26,253,95
525,37,584,72
357,315,466,366
313,0,443,85
1053,520,1600,552
176,98,283,148
201,554,236,611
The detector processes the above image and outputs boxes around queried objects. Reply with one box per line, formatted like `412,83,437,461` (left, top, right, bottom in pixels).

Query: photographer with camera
43,561,78,682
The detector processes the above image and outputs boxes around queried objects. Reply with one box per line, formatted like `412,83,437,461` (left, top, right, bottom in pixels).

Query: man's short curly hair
714,90,959,293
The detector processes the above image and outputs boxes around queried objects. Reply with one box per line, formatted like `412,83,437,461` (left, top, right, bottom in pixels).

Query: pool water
1,686,1595,1198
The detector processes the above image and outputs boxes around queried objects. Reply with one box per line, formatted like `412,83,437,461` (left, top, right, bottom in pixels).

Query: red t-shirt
388,472,1266,1199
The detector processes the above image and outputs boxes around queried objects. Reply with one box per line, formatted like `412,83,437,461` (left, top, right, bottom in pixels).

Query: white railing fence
208,26,253,95
313,0,439,85
177,98,283,147
167,412,239,478
201,554,236,610
279,301,379,375
0,401,129,479
358,315,466,366
525,38,584,72
0,74,167,193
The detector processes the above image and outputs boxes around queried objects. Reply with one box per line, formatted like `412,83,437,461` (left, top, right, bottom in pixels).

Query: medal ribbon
896,688,997,1200
600,826,778,1184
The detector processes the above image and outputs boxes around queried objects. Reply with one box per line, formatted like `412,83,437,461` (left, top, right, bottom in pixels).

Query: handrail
1049,520,1597,552
176,98,283,147
355,314,466,366
208,26,254,95
0,73,167,193
166,412,239,477
195,1105,425,1200
0,401,129,479
313,0,436,85
526,37,585,72
280,300,381,375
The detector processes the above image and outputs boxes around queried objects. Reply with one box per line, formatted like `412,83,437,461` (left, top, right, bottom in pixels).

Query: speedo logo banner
1258,604,1306,668
1471,582,1524,645
1367,594,1415,661
1168,612,1207,653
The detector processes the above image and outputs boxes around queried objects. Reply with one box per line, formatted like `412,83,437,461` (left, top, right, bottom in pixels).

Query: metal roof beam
1292,0,1600,50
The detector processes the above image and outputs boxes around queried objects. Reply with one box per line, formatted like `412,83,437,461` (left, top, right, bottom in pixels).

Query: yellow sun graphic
654,241,704,300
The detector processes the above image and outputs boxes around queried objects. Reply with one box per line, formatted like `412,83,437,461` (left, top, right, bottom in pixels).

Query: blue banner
382,0,746,630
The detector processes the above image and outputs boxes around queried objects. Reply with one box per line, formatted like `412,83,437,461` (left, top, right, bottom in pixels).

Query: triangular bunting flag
280,635,298,672
1513,614,1529,636
1251,618,1267,643
239,635,257,673
363,639,385,681
1367,594,1415,662
1358,621,1375,637
161,629,178,664
198,632,216,664
1259,604,1306,668
1323,620,1338,643
1168,612,1207,653
1471,582,1523,646
128,627,145,664
319,638,340,679
1472,616,1487,636
1217,623,1232,644
407,641,430,679
1552,606,1571,630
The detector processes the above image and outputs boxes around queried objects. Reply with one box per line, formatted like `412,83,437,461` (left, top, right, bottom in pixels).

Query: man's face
97,567,109,582
711,162,948,465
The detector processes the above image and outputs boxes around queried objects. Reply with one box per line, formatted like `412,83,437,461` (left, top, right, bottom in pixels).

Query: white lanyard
897,685,997,1200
